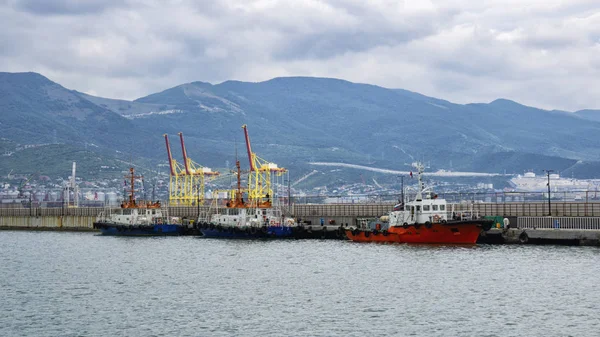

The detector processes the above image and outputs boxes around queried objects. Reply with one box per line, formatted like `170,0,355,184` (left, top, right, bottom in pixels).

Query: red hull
345,221,487,244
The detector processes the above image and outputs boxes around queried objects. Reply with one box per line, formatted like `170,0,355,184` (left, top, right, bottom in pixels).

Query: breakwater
3,202,600,228
2,202,600,245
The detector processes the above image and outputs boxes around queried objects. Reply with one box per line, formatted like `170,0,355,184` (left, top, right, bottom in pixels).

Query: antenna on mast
234,135,239,163
401,175,404,205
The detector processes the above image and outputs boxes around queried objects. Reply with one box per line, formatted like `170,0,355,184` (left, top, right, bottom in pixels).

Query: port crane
164,133,219,206
164,134,186,205
241,124,287,207
17,172,38,199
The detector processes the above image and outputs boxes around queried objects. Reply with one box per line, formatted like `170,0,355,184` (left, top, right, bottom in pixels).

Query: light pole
196,183,200,219
544,169,554,216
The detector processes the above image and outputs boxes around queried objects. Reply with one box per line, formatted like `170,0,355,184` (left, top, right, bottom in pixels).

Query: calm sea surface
1,231,599,337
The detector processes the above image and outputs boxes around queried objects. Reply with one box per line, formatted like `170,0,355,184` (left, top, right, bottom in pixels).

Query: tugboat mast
125,167,143,208
414,162,425,201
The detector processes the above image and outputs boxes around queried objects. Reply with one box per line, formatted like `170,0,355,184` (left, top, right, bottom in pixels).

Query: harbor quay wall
0,215,97,231
480,228,600,246
2,207,600,245
3,201,600,232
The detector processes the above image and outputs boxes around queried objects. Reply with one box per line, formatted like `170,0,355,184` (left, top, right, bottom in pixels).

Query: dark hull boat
198,223,293,239
94,168,185,236
93,223,183,236
198,155,296,239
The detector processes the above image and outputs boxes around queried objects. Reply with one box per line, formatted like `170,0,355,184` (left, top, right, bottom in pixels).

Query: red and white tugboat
346,162,492,244
93,168,185,236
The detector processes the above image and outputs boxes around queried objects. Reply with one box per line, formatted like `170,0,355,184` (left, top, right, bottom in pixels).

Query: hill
3,72,600,186
575,109,600,122
126,77,600,173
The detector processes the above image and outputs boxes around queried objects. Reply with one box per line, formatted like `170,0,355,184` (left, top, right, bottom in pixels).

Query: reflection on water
1,231,599,337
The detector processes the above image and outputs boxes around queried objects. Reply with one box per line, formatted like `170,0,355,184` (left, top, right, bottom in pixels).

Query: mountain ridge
3,71,600,183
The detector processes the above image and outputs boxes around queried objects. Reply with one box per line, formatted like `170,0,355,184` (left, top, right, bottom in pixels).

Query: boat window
416,206,421,211
123,209,132,215
432,205,438,211
152,210,156,215
262,210,267,215
440,205,445,211
423,205,430,211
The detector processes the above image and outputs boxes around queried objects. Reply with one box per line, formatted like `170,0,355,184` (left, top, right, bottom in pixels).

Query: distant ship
93,168,185,236
345,162,492,244
509,171,600,200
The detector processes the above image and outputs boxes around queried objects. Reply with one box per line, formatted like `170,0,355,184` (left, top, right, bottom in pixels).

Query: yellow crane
179,132,220,205
241,124,287,207
164,134,186,205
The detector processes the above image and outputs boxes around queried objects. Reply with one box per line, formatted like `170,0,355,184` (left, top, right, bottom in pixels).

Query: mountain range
1,71,600,185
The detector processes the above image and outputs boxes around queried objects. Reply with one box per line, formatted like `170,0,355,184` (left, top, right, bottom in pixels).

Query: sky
1,0,599,111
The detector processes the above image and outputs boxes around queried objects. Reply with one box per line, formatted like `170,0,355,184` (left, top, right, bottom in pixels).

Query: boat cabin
388,162,450,226
108,208,164,224
212,207,290,227
389,196,448,226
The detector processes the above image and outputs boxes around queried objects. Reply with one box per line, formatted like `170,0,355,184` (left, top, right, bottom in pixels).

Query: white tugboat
93,168,184,236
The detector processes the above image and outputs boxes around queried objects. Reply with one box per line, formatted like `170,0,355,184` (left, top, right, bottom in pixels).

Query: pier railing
518,217,600,230
3,201,600,218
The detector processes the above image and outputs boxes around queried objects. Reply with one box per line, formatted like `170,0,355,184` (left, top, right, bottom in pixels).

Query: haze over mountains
1,71,600,183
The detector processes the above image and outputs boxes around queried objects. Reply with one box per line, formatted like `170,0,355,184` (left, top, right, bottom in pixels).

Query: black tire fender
519,231,529,244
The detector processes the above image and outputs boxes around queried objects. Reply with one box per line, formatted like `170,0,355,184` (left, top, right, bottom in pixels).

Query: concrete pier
0,215,96,231
479,228,600,246
2,204,600,245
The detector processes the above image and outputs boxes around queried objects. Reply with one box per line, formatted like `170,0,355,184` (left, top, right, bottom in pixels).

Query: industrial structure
164,133,219,206
63,162,79,207
241,124,287,207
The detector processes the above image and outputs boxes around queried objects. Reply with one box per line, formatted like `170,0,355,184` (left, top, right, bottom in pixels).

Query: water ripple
1,231,599,336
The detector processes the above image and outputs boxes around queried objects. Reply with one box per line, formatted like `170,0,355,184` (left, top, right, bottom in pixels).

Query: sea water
1,231,599,336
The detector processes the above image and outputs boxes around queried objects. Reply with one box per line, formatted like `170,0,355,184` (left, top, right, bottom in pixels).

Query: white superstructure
386,162,477,227
510,171,600,192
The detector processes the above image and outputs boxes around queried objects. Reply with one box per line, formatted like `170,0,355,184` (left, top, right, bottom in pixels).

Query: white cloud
1,0,599,110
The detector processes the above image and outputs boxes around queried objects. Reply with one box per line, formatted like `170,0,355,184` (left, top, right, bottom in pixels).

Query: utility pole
544,169,554,216
197,183,200,219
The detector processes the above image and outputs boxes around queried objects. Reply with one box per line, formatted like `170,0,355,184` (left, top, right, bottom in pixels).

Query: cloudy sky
1,0,599,110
